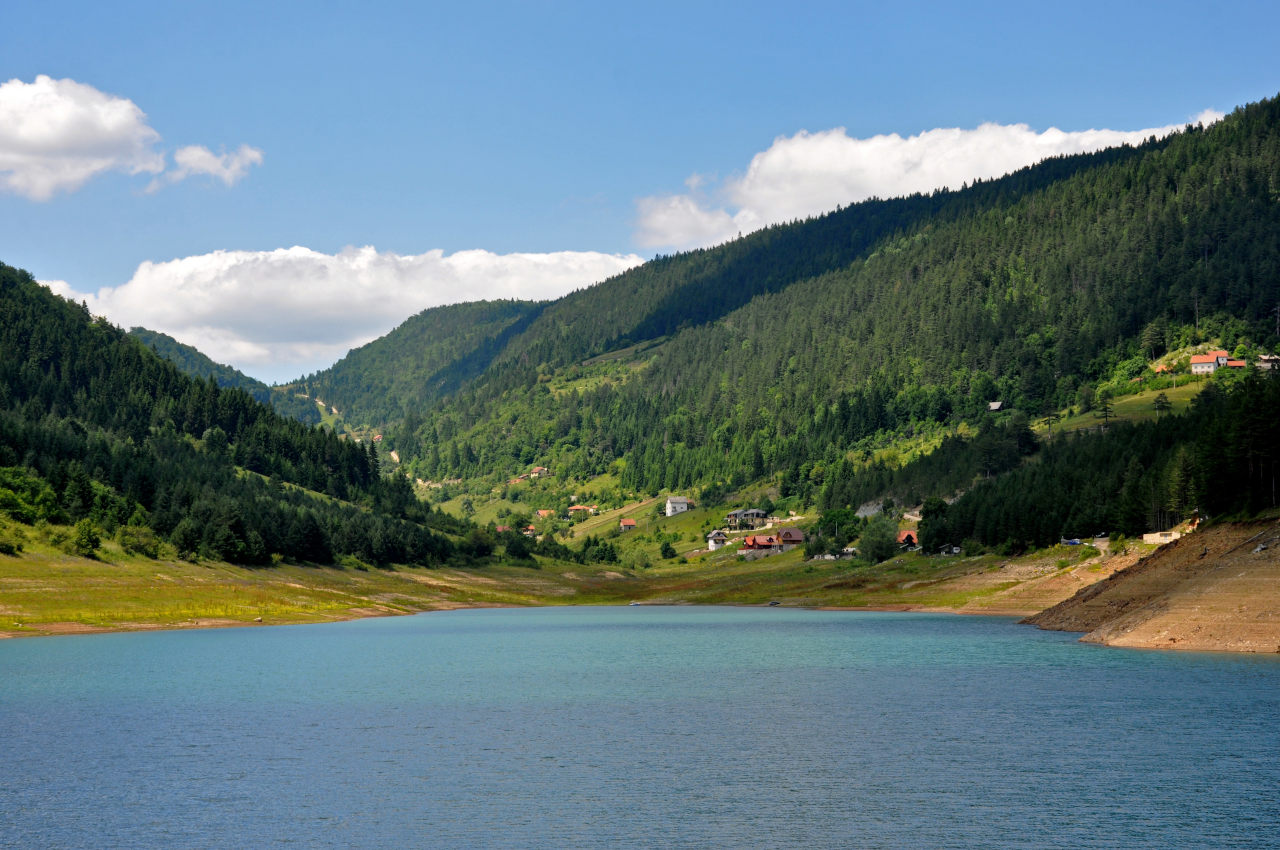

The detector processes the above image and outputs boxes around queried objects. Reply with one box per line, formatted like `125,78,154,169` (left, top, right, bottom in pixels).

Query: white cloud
0,75,262,199
147,144,264,191
0,75,164,200
44,245,645,383
636,110,1226,251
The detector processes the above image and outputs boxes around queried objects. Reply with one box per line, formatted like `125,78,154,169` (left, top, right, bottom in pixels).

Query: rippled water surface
2,606,1278,848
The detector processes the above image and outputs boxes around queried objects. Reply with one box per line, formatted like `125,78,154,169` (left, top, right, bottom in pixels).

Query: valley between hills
5,94,1280,653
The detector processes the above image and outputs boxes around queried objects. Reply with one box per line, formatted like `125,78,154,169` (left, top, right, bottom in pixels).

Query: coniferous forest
4,94,1280,566
1,264,462,566
296,95,1280,518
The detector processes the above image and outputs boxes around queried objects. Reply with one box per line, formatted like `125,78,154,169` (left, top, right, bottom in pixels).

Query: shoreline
1,599,989,641
4,520,1276,652
7,601,1279,654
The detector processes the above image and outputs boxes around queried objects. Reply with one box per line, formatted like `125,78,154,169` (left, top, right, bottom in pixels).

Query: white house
706,530,729,551
665,496,691,517
1190,350,1230,375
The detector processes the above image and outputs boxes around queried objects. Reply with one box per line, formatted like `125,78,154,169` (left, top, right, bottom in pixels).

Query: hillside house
742,534,780,550
706,530,730,551
1258,354,1280,371
1142,530,1182,545
777,528,805,550
725,508,768,530
1190,350,1230,375
567,504,592,515
987,401,1005,412
536,509,555,519
665,496,692,517
619,518,637,531
522,524,537,537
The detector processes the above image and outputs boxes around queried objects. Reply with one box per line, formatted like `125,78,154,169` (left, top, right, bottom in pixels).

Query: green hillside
1,266,463,568
129,327,321,424
285,299,546,424
8,95,1280,573
313,95,1280,502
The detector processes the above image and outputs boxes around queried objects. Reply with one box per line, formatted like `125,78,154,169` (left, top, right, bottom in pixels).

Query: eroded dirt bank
1024,520,1280,653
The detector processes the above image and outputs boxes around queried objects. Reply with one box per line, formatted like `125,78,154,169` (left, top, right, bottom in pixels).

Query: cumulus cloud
44,245,645,383
636,110,1226,251
0,75,164,200
0,75,262,199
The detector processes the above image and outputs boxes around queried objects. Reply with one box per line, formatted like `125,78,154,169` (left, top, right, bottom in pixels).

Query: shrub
65,518,100,558
117,525,162,559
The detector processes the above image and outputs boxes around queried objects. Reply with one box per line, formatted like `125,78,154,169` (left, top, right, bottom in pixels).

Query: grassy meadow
1,496,1129,639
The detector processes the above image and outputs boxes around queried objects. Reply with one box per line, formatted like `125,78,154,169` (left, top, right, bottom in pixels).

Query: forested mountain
8,94,1280,570
921,371,1280,550
1,265,464,566
286,299,546,423
129,327,321,424
321,95,1280,498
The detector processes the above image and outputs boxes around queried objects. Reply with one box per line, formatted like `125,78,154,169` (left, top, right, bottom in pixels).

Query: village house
1258,353,1280,371
777,527,805,550
1190,350,1230,375
1142,530,1183,545
619,518,637,531
522,524,538,538
706,530,730,551
536,509,555,519
567,504,592,515
530,466,549,478
725,508,768,530
665,496,692,517
741,534,780,551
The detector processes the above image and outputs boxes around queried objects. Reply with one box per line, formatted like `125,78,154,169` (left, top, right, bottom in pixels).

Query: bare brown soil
1024,519,1280,653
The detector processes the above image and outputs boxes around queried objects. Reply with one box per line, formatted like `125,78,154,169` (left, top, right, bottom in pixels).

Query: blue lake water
2,606,1278,848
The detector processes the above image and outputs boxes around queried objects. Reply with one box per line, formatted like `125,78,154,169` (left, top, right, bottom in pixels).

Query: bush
64,518,100,558
117,525,162,558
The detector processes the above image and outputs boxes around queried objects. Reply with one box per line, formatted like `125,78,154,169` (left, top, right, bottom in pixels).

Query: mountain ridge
300,95,1280,504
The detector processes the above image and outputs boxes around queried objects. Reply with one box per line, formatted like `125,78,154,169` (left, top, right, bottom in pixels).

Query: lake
2,606,1278,848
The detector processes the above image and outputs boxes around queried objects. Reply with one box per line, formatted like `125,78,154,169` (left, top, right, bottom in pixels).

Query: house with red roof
619,518,637,531
1191,350,1230,375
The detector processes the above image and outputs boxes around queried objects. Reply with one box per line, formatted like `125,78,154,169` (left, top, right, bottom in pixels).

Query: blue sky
3,0,1278,381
